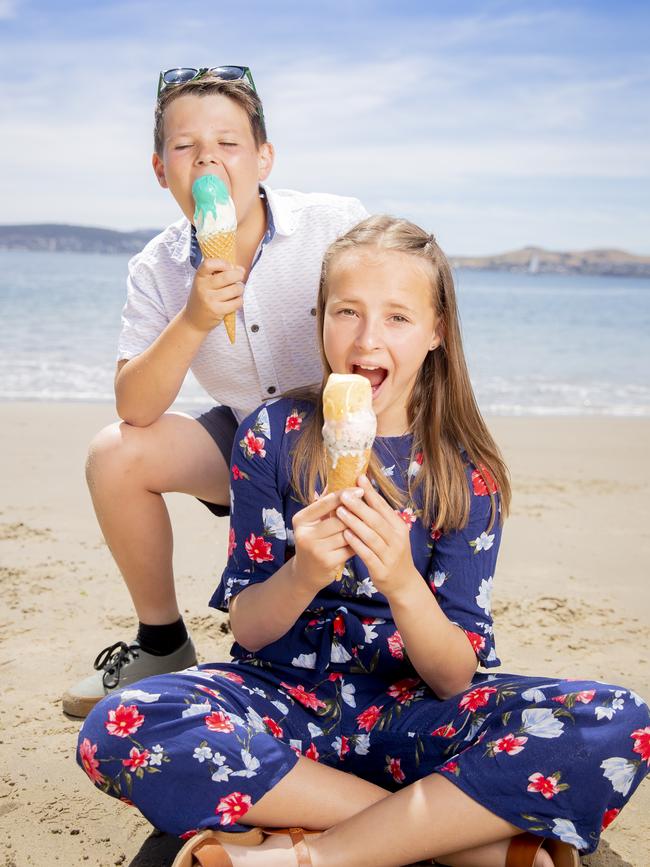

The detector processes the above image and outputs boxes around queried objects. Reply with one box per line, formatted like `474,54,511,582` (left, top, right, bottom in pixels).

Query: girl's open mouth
351,364,388,396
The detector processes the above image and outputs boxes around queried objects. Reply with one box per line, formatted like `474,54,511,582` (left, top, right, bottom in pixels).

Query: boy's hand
336,475,418,599
183,258,246,334
292,490,361,593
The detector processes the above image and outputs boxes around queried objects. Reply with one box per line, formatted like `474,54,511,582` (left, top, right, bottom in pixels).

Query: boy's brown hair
154,75,267,155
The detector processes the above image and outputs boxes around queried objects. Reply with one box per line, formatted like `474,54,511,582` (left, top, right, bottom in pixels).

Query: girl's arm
229,491,358,652
337,474,492,699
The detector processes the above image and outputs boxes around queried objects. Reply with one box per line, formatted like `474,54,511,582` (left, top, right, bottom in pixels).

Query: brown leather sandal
171,825,315,867
506,832,580,867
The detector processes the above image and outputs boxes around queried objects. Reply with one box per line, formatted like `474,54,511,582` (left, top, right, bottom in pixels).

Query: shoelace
93,641,140,689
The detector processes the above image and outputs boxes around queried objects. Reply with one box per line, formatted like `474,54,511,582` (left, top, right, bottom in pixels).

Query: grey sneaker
62,637,198,718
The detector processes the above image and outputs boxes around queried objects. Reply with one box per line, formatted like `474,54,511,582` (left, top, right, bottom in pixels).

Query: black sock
136,618,188,656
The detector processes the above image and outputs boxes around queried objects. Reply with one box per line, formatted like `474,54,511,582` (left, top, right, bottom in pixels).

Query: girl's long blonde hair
288,215,511,532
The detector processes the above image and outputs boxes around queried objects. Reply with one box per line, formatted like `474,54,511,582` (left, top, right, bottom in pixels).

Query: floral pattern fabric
78,398,650,854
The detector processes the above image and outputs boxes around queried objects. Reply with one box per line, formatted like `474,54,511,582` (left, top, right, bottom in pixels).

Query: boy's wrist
179,304,214,337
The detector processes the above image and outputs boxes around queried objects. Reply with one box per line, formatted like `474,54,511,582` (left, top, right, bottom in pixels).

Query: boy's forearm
115,309,208,425
388,576,478,699
228,559,319,653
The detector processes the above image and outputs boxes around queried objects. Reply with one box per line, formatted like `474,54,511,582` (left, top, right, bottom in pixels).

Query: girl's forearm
228,558,320,653
115,308,207,426
388,574,478,699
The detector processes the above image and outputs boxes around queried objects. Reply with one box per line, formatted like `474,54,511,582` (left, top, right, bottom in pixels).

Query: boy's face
152,93,274,229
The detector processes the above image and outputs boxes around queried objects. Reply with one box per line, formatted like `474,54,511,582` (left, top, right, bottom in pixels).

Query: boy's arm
116,258,245,426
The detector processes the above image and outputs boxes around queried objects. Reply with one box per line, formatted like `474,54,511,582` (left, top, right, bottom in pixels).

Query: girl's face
323,247,442,436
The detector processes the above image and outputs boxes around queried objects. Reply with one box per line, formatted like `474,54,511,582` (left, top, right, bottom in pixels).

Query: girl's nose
355,320,381,351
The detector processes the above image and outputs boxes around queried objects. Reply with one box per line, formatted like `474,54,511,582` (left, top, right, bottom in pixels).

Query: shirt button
310,308,317,316
251,324,260,333
267,386,276,395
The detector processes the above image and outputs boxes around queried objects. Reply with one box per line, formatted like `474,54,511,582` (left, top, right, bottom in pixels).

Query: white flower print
212,752,227,766
521,708,564,739
182,701,212,718
271,700,289,715
628,689,646,707
470,531,495,553
262,507,286,539
286,527,295,546
119,689,161,703
232,749,260,778
211,764,233,783
246,707,267,733
230,486,234,513
148,744,164,766
193,745,213,763
289,739,302,753
521,687,546,703
332,736,346,757
382,464,395,477
432,571,447,590
227,712,246,728
478,620,494,636
475,576,494,616
341,682,356,708
600,757,637,796
356,577,378,597
354,734,371,755
330,643,352,663
595,705,615,721
292,653,317,669
486,647,498,663
407,459,421,479
307,723,323,739
551,819,588,849
256,407,271,438
362,619,384,642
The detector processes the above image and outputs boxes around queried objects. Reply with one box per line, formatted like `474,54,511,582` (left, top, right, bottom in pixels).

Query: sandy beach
0,402,648,867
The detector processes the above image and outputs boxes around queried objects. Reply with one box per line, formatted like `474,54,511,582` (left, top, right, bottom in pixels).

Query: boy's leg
63,410,233,717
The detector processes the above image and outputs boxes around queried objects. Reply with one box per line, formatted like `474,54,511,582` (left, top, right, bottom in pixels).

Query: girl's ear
429,320,444,351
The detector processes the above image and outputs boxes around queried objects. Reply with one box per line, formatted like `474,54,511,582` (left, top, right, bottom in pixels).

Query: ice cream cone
197,231,237,343
322,374,376,580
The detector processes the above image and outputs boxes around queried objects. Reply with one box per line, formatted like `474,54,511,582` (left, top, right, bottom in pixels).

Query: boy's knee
85,421,144,486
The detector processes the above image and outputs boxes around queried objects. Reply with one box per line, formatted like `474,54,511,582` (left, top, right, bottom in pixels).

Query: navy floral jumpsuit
78,398,650,854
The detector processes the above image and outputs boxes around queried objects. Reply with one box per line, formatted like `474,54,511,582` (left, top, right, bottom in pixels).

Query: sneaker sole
61,691,104,719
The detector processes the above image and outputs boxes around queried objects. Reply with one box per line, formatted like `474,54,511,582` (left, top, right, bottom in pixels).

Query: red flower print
397,508,417,528
200,669,245,683
527,772,560,799
197,685,222,699
471,466,498,496
387,630,405,660
227,528,236,558
430,524,442,541
387,677,421,704
216,792,252,826
631,726,650,766
431,724,457,738
79,738,104,784
119,797,135,806
305,743,320,761
386,757,406,783
493,734,528,755
179,830,199,841
464,630,486,653
285,411,303,433
458,686,497,713
122,746,150,771
415,452,424,465
205,711,235,733
245,533,274,563
105,704,145,738
333,614,346,636
440,759,459,774
328,672,344,681
356,705,383,732
232,465,242,480
338,736,350,759
241,429,266,459
601,808,620,830
263,716,284,738
280,682,327,710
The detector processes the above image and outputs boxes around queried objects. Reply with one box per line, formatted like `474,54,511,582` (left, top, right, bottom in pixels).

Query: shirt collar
189,185,277,270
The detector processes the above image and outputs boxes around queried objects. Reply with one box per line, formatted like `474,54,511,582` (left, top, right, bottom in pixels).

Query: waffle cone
326,449,372,581
198,231,237,344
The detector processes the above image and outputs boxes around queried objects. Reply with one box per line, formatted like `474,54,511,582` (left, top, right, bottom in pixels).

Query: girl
78,217,649,867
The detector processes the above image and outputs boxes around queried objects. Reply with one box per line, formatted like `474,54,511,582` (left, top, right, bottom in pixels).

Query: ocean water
1,250,649,416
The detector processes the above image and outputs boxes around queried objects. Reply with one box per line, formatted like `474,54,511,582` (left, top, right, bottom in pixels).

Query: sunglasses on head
157,65,257,98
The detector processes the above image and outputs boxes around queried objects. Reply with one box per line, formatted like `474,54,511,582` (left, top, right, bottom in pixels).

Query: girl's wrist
383,565,424,610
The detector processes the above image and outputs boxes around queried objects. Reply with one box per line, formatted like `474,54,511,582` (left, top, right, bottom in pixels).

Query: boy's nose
196,149,221,166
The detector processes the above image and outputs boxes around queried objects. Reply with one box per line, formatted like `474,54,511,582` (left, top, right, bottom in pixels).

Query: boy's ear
257,142,275,182
152,153,168,189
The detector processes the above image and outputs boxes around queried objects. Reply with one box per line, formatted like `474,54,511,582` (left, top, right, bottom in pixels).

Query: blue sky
2,0,649,254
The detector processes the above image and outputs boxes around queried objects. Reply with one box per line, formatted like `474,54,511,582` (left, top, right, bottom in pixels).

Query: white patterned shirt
117,185,368,422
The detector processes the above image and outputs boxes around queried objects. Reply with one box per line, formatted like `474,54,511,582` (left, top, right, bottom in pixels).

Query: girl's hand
292,490,361,593
183,258,246,334
336,475,418,599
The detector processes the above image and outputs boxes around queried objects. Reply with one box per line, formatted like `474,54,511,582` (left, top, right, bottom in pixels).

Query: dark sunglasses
157,65,257,98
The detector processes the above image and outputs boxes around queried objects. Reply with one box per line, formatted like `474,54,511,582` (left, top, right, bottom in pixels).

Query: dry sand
0,403,648,866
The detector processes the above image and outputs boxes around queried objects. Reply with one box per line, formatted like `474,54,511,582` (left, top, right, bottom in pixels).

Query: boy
63,66,367,717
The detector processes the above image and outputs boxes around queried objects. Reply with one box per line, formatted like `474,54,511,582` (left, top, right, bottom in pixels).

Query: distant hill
1,225,649,277
451,245,650,278
0,224,161,254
